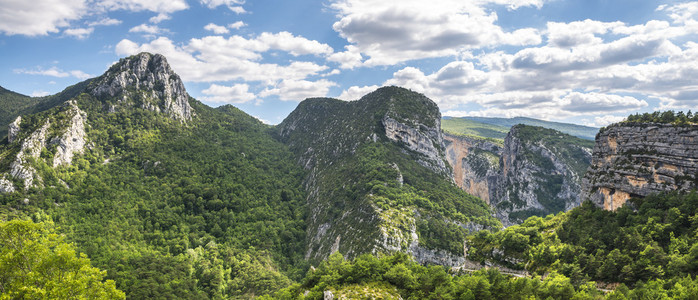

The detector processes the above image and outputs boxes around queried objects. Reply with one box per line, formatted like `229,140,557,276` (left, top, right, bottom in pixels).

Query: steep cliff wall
443,134,501,205
582,122,698,210
445,125,593,226
278,86,496,264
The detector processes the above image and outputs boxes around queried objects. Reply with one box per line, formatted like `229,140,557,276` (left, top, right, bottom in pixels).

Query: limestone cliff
278,86,495,264
89,52,193,122
582,122,698,210
445,125,593,226
0,101,88,191
444,134,500,205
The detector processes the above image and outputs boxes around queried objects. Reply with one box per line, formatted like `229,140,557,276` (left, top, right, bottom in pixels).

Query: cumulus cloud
586,115,627,127
204,23,230,34
329,0,542,66
31,91,51,97
14,67,91,80
115,34,335,102
200,0,246,13
97,0,188,14
87,17,122,26
64,27,94,39
338,85,379,100
129,24,164,35
149,13,170,24
201,83,256,103
228,21,246,30
0,0,86,36
257,32,334,56
260,79,337,101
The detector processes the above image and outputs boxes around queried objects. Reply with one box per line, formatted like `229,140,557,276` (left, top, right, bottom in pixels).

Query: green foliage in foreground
469,191,698,288
0,219,125,299
272,251,698,299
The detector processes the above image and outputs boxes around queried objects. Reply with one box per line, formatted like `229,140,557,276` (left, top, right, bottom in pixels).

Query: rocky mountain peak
89,52,193,121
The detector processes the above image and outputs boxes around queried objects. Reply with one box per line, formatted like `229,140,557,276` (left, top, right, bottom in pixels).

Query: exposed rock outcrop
582,122,698,210
444,134,501,204
50,101,87,167
10,120,50,189
8,116,21,143
382,115,449,176
445,125,593,226
279,86,479,263
89,52,193,122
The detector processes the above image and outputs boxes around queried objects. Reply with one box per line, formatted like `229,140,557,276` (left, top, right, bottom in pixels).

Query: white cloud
115,36,329,83
70,70,91,80
338,85,379,100
586,115,627,127
257,32,334,56
204,23,229,34
659,2,698,24
87,17,122,26
98,0,188,14
64,27,93,39
228,21,246,30
200,0,246,13
260,79,337,101
329,0,542,66
0,0,86,36
149,13,170,24
201,83,256,103
129,24,163,35
14,67,90,80
328,45,363,69
31,91,51,97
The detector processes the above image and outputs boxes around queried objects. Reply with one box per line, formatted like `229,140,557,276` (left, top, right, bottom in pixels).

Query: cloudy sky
1,0,697,126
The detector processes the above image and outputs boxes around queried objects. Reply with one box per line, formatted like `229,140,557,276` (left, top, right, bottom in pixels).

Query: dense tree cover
624,110,698,125
273,251,681,299
0,95,309,298
0,218,125,299
469,191,698,289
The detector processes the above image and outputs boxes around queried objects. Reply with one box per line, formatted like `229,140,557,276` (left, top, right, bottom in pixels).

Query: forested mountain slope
0,53,309,298
277,86,499,265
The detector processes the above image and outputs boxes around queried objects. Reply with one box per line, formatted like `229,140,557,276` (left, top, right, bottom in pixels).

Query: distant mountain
443,116,599,140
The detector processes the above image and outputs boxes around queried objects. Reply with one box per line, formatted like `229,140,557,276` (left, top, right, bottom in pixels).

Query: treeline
624,110,698,124
468,191,698,292
272,251,698,299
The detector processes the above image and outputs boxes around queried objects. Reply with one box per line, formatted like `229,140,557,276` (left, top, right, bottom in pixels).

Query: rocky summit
278,86,496,264
89,53,193,122
582,122,698,210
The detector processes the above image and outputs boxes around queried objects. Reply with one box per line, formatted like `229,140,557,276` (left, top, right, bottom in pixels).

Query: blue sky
1,0,697,126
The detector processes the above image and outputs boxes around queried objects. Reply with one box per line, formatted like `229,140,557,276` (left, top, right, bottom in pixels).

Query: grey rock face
582,123,698,210
89,52,193,121
50,101,87,167
8,116,21,143
0,175,15,193
444,126,592,226
383,116,449,176
10,120,50,189
444,133,501,205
